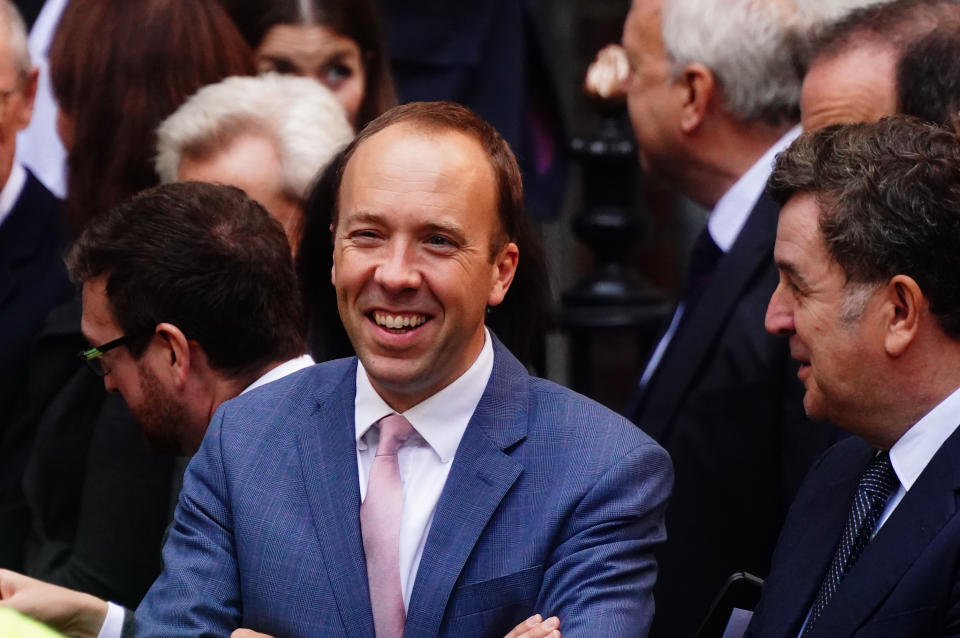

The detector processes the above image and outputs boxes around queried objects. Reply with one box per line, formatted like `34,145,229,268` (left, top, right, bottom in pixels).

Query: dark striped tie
801,450,899,636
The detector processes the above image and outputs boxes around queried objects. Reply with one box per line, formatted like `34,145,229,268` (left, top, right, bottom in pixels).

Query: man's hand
0,570,108,638
231,631,273,638
504,614,561,638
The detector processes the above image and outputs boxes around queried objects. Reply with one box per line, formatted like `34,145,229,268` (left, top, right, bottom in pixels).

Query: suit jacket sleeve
537,439,672,637
135,408,241,637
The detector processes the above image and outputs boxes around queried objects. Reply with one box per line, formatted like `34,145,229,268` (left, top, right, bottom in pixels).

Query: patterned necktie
361,414,414,638
801,450,899,637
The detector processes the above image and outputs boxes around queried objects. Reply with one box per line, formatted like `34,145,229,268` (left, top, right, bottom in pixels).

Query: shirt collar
888,383,960,491
708,125,801,252
355,327,495,462
241,354,315,395
0,162,26,230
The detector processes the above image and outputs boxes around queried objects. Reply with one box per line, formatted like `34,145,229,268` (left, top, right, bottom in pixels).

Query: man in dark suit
619,0,836,633
746,116,960,637
0,0,70,569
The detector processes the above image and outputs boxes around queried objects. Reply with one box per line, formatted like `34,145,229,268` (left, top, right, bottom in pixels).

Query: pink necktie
361,413,414,638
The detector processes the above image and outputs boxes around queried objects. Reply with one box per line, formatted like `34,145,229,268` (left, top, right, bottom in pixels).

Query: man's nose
374,242,422,291
765,283,795,336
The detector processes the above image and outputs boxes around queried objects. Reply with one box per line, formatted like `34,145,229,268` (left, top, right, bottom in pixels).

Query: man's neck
864,339,960,449
680,120,795,209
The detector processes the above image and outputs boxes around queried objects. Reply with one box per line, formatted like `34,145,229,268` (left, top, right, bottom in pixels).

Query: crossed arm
0,570,561,638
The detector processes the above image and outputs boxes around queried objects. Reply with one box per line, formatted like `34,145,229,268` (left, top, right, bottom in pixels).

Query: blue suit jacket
136,338,672,637
746,426,960,637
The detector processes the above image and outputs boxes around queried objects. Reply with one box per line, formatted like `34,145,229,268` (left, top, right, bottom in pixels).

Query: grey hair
660,0,804,126
155,73,354,201
0,0,30,76
839,281,878,323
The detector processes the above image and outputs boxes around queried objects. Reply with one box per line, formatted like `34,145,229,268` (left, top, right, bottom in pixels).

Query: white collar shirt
638,125,801,388
796,384,960,637
354,327,494,610
707,125,800,252
241,354,315,395
877,383,960,529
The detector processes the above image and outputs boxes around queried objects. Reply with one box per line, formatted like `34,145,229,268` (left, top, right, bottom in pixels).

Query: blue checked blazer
135,337,672,637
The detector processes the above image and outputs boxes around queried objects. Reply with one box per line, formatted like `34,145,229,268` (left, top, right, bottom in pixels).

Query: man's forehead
339,123,495,203
801,42,899,131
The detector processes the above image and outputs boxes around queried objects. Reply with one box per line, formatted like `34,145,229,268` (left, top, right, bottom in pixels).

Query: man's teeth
374,313,426,329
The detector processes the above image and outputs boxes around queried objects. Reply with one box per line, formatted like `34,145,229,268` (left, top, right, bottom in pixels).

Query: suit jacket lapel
404,339,527,636
759,441,872,637
811,427,960,638
639,194,780,441
296,360,375,638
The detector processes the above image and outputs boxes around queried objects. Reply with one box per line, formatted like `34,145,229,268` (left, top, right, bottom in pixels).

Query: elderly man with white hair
618,0,840,633
155,72,354,252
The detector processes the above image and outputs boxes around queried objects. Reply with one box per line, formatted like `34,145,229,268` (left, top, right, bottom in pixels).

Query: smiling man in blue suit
745,117,960,637
130,102,673,638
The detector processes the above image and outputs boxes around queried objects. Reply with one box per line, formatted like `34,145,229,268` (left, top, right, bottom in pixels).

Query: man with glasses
0,182,313,635
70,181,312,457
0,0,70,571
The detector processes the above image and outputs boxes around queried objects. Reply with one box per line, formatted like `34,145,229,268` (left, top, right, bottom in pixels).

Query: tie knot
859,450,899,500
376,414,414,457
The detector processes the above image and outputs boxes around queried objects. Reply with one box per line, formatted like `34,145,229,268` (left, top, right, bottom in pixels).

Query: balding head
801,0,960,130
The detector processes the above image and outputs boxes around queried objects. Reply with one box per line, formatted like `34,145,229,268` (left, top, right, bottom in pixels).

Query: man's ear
678,63,715,134
154,323,192,388
487,242,519,307
883,275,924,357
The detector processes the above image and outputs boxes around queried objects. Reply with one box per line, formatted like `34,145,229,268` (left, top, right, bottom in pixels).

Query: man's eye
427,235,453,247
350,230,382,243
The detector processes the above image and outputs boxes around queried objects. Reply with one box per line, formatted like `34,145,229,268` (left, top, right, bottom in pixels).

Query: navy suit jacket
136,338,673,637
0,170,70,567
630,193,837,637
0,169,69,421
746,428,960,638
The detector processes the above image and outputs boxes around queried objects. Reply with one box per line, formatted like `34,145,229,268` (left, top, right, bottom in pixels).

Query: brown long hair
219,0,396,129
49,0,255,236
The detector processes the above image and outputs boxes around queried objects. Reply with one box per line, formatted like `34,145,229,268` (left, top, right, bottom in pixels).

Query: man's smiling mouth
371,311,430,332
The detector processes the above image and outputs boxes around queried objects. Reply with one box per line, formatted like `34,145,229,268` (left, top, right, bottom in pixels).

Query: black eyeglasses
77,336,130,376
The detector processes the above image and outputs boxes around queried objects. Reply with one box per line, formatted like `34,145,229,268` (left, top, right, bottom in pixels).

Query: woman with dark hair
1,0,255,609
220,0,396,129
50,0,254,235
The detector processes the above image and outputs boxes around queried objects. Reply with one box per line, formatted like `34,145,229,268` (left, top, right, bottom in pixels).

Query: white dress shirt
878,382,960,529
354,327,493,610
98,354,316,638
241,354,315,395
0,161,26,229
638,125,802,388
